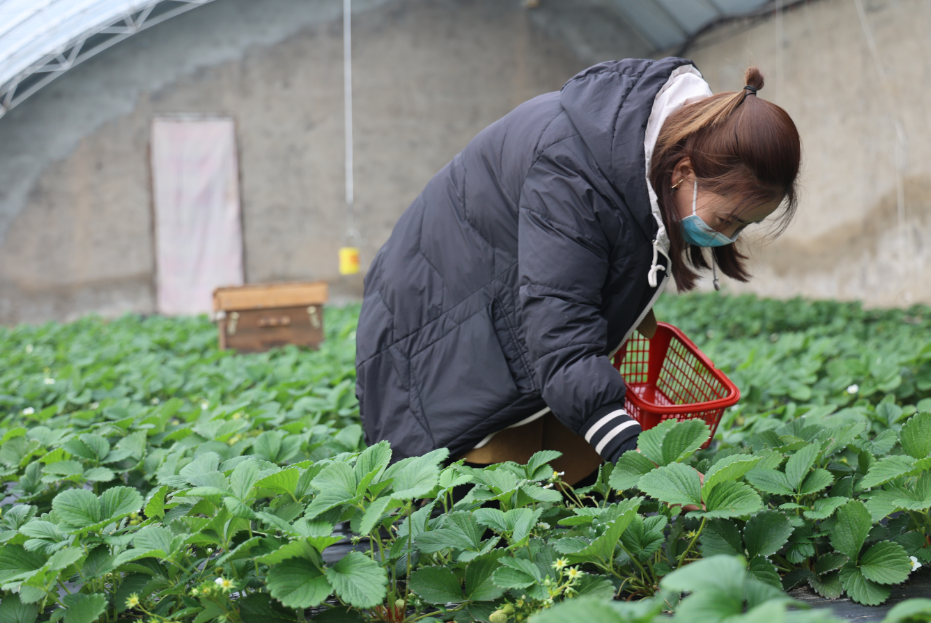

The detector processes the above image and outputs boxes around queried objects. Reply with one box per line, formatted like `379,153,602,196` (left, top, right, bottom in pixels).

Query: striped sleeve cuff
580,403,641,462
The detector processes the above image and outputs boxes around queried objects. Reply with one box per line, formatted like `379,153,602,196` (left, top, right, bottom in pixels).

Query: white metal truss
0,0,216,120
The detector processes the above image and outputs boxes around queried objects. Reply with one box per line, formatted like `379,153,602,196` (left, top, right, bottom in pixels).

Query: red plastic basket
611,322,739,448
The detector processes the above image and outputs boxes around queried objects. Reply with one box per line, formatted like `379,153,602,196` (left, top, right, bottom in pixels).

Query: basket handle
646,325,673,386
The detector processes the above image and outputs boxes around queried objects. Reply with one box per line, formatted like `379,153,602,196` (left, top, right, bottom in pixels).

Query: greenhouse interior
1,1,930,622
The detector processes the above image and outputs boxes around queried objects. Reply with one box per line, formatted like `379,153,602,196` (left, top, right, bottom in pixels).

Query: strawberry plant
1,295,930,622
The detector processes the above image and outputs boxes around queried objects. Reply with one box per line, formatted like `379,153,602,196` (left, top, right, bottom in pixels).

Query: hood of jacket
559,57,706,252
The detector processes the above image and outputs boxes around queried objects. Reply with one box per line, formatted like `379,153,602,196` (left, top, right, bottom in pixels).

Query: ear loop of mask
693,180,721,291
712,253,720,291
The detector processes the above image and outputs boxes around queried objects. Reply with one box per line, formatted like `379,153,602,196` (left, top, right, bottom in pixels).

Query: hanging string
775,0,784,103
853,0,909,289
340,0,361,276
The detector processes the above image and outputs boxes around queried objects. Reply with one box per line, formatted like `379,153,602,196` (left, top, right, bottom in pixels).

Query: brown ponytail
650,66,801,291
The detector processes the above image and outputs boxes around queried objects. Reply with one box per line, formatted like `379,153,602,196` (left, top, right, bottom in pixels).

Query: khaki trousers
460,413,603,486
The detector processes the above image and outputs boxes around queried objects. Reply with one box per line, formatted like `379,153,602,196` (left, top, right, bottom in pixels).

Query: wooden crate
212,282,328,352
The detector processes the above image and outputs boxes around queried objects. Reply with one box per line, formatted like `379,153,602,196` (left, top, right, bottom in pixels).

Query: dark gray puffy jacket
356,58,689,462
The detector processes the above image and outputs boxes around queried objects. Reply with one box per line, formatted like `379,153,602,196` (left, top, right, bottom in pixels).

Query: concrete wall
681,0,931,307
0,0,608,324
1,0,928,324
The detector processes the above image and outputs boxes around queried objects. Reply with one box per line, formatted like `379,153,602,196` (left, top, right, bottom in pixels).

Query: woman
355,58,800,485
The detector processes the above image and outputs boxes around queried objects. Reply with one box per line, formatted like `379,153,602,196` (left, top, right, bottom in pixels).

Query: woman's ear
671,157,694,188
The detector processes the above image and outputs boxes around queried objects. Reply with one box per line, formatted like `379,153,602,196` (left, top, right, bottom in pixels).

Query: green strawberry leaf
144,485,170,520
47,548,82,571
866,490,903,522
385,449,447,500
255,539,318,566
133,526,174,555
510,508,544,546
83,467,115,482
747,555,782,588
256,468,302,499
572,573,616,599
638,462,702,508
526,450,563,479
830,500,872,562
803,497,847,521
62,593,108,623
745,469,794,496
529,596,663,623
0,593,38,623
692,481,762,519
237,593,300,623
809,570,843,599
473,508,541,545
305,463,357,518
266,559,332,609
0,545,46,584
520,483,563,503
492,557,541,590
638,420,709,467
893,472,931,511
840,564,890,606
700,519,742,557
608,451,656,491
357,497,394,537
814,553,848,576
324,551,388,608
472,509,509,533
900,412,931,460
51,490,101,529
52,486,142,535
661,554,746,595
193,599,227,623
464,557,505,602
701,454,760,497
559,500,640,564
858,541,911,585
620,514,666,562
229,459,261,500
743,510,793,559
353,441,392,485
799,469,834,496
416,522,478,555
785,443,820,491
410,566,466,603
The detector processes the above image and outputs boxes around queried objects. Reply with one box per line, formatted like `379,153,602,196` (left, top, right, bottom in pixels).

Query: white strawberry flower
846,384,859,394
910,556,922,571
24,344,33,353
43,377,55,385
22,407,35,415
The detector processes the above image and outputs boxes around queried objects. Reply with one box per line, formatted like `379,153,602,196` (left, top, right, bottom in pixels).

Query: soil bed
790,568,931,621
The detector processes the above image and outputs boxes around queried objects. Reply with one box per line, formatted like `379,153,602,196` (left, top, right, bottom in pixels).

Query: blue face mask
680,180,739,247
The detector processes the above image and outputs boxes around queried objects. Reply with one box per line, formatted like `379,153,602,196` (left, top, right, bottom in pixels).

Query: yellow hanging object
339,247,360,275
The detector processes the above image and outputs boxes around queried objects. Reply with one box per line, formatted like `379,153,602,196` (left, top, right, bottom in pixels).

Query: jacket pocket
409,305,522,445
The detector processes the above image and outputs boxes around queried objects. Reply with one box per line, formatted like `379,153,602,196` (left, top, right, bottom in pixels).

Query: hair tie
743,85,758,95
